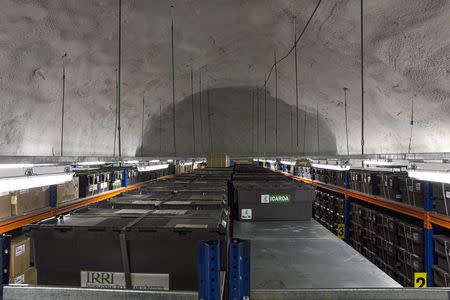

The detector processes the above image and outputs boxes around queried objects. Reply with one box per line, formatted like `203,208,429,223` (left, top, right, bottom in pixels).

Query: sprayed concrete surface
1,0,449,156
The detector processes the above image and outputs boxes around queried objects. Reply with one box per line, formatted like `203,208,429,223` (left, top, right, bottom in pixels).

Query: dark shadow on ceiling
135,86,337,157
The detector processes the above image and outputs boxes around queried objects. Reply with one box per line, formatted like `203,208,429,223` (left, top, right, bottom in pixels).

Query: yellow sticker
337,223,345,239
414,272,427,288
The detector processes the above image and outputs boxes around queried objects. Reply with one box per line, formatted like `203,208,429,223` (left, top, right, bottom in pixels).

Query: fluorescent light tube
280,160,296,166
0,164,35,169
311,163,350,171
363,160,394,166
138,164,169,172
76,161,106,166
149,159,160,163
408,170,450,184
0,173,74,193
123,160,139,164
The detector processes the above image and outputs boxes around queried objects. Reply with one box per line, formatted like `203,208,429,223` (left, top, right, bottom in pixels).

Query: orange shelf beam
0,175,174,234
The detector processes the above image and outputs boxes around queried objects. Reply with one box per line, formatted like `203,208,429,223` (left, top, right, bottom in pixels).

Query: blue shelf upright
423,181,434,287
198,240,221,300
229,239,250,300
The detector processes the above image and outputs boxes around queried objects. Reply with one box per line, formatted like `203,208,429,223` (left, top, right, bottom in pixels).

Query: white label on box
102,182,108,189
89,185,97,192
241,209,252,220
261,195,269,203
19,189,29,194
15,244,25,257
446,191,450,199
416,182,421,191
174,224,208,228
114,209,150,215
152,210,187,215
80,271,169,290
221,219,227,228
14,274,25,284
164,201,192,205
131,200,161,205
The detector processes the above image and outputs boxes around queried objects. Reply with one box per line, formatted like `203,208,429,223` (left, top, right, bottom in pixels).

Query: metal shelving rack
0,175,174,234
278,170,442,287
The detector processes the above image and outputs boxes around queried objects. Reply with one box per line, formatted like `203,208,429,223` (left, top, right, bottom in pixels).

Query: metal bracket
228,239,250,300
198,240,221,300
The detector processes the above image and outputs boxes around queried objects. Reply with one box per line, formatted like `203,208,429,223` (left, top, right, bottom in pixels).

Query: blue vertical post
122,169,129,187
343,171,351,243
1,234,11,298
198,240,221,300
229,239,250,300
49,185,57,207
423,181,434,287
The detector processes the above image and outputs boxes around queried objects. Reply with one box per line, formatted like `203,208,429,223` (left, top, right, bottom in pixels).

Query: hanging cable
303,106,307,155
191,67,196,155
344,87,350,156
256,88,260,156
170,5,177,156
113,68,118,157
199,70,203,155
264,74,267,156
207,82,212,153
274,49,278,156
117,0,122,158
159,100,162,154
263,0,322,87
408,95,415,154
251,89,255,154
360,0,365,155
60,53,68,156
316,104,320,155
294,16,299,151
141,95,145,157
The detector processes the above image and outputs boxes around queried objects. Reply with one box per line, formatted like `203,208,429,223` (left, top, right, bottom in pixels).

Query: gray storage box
234,181,315,221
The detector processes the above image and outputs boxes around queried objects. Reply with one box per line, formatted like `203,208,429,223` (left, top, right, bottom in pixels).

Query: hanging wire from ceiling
408,95,415,154
262,0,323,88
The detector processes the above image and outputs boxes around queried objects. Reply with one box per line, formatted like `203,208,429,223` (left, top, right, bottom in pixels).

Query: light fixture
311,163,350,171
137,164,169,172
363,160,394,166
408,170,450,184
0,164,35,169
76,161,106,166
149,159,161,163
0,173,74,193
280,160,296,166
123,160,139,164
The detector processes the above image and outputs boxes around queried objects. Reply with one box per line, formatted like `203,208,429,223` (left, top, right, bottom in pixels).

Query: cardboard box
10,236,30,277
57,177,80,205
0,192,12,219
9,267,37,285
207,154,230,168
11,186,49,215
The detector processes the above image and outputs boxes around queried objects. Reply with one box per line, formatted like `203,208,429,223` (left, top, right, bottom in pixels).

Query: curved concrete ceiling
0,0,449,157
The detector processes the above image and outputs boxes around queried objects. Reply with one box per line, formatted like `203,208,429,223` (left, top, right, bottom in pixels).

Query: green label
261,194,291,203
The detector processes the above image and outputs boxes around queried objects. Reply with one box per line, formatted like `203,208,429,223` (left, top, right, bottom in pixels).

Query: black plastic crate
401,178,425,208
433,182,450,216
397,221,423,257
24,209,228,290
234,181,314,221
361,172,380,196
379,173,405,202
433,264,450,287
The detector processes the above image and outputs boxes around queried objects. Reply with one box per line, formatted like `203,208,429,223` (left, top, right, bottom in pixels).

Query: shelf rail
0,175,174,234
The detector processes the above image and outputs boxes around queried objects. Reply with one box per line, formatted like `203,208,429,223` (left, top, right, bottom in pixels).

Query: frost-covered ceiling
0,0,449,157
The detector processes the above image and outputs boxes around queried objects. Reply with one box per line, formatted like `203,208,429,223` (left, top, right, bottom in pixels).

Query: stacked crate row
298,166,450,221
313,191,344,234
24,167,232,291
349,202,424,287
